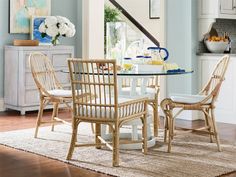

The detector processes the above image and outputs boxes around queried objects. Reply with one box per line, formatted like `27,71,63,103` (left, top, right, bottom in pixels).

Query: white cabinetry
220,0,236,15
198,55,236,124
4,45,74,115
199,0,236,19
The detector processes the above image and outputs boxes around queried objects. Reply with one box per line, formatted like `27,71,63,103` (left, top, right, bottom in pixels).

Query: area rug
0,124,235,177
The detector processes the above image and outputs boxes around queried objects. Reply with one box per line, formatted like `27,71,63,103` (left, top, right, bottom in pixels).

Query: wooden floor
0,110,235,177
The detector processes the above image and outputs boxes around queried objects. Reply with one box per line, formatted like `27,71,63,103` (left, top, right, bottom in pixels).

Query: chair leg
34,98,44,138
156,103,160,131
161,99,171,143
67,120,79,160
210,109,222,152
164,113,169,143
167,117,173,153
142,115,148,154
95,123,101,149
167,109,174,153
171,117,175,140
153,103,159,137
51,102,59,131
204,109,214,143
90,123,95,134
112,124,120,167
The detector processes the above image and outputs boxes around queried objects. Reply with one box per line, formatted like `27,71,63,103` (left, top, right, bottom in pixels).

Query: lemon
123,64,133,70
164,63,179,70
151,60,164,65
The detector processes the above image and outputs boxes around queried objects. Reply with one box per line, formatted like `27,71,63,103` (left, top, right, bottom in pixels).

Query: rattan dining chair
29,52,72,138
120,77,160,137
67,59,148,167
161,55,230,152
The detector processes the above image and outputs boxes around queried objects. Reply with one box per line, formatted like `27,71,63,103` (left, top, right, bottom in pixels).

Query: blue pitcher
147,47,169,61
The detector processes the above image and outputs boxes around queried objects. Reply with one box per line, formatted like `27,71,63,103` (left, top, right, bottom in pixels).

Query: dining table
116,69,193,96
62,68,193,149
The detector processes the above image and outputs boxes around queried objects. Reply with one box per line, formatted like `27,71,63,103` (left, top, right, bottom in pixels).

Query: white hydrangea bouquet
39,16,76,45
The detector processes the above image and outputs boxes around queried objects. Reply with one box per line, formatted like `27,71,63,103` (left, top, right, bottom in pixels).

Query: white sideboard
4,45,74,115
198,54,236,124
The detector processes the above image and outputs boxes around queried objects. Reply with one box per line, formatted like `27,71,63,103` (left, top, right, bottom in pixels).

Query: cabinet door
199,0,217,17
25,89,40,106
220,0,236,14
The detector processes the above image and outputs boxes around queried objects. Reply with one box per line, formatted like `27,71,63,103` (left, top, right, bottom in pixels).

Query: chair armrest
118,97,148,118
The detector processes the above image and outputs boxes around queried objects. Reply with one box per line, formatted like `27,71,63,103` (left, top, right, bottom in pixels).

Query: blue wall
0,0,82,98
166,0,198,95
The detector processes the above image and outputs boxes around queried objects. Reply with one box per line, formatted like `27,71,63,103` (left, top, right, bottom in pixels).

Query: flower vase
51,37,60,46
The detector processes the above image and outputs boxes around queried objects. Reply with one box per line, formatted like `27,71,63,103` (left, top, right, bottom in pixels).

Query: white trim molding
82,0,104,59
0,98,5,112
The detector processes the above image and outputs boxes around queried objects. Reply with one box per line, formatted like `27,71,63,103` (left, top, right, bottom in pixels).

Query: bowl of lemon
205,36,228,53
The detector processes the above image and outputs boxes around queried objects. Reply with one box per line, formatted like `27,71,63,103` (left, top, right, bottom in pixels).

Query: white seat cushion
120,87,156,99
48,89,72,97
170,94,211,104
79,96,151,119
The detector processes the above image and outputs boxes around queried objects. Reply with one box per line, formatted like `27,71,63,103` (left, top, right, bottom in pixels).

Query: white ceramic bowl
205,40,228,53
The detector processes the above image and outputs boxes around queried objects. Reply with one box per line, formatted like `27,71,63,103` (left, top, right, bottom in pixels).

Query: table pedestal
101,115,156,149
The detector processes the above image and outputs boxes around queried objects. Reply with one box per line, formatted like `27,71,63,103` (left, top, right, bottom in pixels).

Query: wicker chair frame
67,59,148,167
29,52,72,138
161,55,230,152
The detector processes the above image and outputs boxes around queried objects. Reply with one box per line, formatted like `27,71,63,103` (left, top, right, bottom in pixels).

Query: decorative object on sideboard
9,0,51,34
38,16,76,45
31,16,52,45
13,40,39,46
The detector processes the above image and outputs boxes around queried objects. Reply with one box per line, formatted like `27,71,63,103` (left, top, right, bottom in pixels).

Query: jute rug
0,123,235,177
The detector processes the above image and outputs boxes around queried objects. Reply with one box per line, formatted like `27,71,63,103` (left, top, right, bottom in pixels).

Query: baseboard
0,98,5,112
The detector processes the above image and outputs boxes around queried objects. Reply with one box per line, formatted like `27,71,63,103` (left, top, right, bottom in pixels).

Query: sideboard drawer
25,89,40,106
25,72,37,88
24,51,48,70
26,71,70,88
52,53,72,67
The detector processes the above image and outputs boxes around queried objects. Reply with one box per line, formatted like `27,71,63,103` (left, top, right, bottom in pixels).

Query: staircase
108,0,160,47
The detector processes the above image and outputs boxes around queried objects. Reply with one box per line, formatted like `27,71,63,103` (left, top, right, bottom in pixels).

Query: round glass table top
116,70,193,76
62,69,193,76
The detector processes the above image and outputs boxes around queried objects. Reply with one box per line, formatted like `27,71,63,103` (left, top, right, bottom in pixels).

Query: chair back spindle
200,55,230,101
68,59,118,120
29,52,62,96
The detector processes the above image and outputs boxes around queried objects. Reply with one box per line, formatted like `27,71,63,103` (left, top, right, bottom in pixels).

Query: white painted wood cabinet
198,54,236,124
199,0,236,19
4,45,74,115
220,0,236,15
